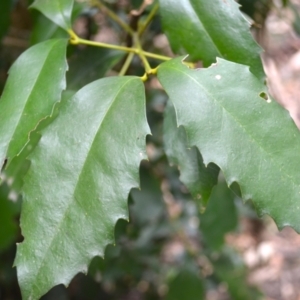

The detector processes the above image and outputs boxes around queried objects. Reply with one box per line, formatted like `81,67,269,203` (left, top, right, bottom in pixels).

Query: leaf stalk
138,3,159,36
119,52,135,76
67,29,172,75
134,33,152,73
68,30,136,53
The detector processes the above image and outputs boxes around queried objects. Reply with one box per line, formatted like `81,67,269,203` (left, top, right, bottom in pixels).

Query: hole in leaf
259,92,271,103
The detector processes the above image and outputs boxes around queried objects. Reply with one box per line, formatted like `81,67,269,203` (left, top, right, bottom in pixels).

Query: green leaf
3,127,43,194
1,91,72,194
158,57,300,231
30,1,87,45
15,76,150,300
130,164,165,226
164,101,219,205
166,268,204,300
159,0,264,80
200,182,238,250
67,47,124,90
30,13,68,45
0,39,68,169
30,0,74,31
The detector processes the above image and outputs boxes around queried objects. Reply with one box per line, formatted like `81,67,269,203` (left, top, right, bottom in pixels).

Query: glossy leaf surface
159,0,264,79
15,76,150,300
30,0,74,30
158,57,300,231
0,39,68,169
30,1,87,45
1,91,72,197
164,101,219,204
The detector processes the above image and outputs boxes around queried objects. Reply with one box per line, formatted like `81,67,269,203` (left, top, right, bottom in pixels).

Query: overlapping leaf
30,0,74,30
15,76,150,300
67,47,124,90
158,57,300,231
130,166,165,226
30,13,68,45
200,182,238,250
159,0,264,80
164,101,219,204
30,1,87,45
1,91,73,197
0,39,68,169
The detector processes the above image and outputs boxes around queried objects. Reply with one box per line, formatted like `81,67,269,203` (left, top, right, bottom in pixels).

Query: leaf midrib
162,65,298,195
188,0,223,58
29,77,137,296
7,39,62,160
56,0,70,29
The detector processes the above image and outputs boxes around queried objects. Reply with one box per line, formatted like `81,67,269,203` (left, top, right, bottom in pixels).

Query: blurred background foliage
0,0,299,299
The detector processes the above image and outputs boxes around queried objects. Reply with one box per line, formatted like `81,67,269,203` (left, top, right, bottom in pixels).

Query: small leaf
30,1,87,45
159,0,264,80
30,0,74,31
200,182,238,250
67,47,124,90
164,101,219,204
0,39,68,169
15,76,150,300
158,57,300,231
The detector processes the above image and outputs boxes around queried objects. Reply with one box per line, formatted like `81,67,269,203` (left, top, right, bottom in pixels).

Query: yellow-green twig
140,73,148,82
149,66,158,75
138,3,159,36
134,33,152,73
90,0,134,36
69,30,136,53
68,30,173,75
142,51,171,61
119,52,135,76
140,66,158,82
